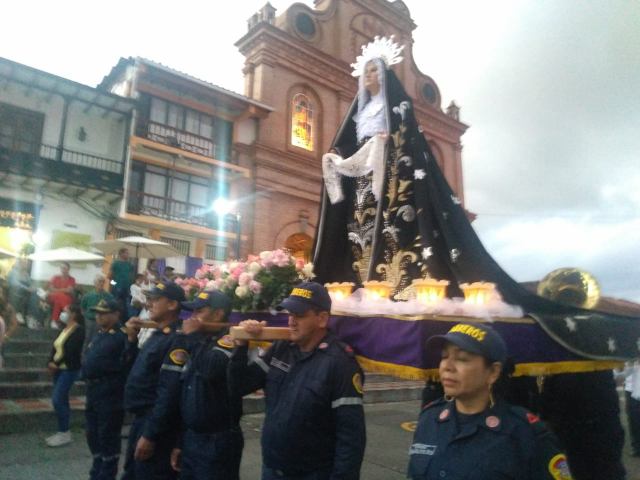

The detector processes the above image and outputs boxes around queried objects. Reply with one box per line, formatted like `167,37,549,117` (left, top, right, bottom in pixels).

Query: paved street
1,400,640,479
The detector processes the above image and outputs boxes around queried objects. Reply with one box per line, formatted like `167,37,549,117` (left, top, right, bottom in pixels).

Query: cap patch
217,335,234,349
352,372,364,394
291,287,312,299
448,323,486,342
198,292,209,299
156,283,166,290
169,348,188,366
548,454,572,479
485,415,500,428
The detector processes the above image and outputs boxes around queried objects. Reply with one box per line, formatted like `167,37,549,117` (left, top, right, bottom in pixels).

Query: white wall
64,102,127,163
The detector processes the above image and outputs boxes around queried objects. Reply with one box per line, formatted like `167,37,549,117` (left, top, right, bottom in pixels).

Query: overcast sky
2,0,638,301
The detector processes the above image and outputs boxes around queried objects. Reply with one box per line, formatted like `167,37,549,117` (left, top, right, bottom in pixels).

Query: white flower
235,285,249,298
301,263,315,279
248,261,261,274
414,169,426,180
205,280,217,290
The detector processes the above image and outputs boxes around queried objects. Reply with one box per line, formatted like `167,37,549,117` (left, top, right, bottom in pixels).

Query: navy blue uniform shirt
229,332,366,479
179,332,241,433
82,326,130,404
407,398,573,480
123,322,181,439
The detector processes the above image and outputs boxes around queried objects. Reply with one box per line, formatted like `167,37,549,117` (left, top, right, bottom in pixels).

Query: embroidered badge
169,348,188,366
198,292,209,299
352,373,364,394
217,335,234,348
156,283,165,290
485,415,500,428
409,443,437,456
270,357,290,372
439,409,450,421
548,454,572,479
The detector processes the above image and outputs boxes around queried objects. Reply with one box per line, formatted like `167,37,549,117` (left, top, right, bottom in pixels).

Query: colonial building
0,57,135,284
98,58,272,271
237,0,468,260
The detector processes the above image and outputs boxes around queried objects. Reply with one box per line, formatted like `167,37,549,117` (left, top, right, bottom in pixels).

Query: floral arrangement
175,249,315,312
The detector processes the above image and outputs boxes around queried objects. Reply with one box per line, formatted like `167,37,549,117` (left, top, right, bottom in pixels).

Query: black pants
180,427,243,480
626,391,640,454
121,411,177,480
85,391,124,480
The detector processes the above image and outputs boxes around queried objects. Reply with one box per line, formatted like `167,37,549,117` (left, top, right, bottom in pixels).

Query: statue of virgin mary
314,36,472,297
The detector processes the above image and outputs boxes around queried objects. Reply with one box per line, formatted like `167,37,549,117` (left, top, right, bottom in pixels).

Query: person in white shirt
615,360,640,456
129,274,146,318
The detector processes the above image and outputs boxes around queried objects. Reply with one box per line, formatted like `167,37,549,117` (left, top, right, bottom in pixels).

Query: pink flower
249,280,262,294
238,272,252,286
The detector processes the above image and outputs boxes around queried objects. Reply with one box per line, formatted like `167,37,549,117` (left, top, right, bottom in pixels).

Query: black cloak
313,65,640,362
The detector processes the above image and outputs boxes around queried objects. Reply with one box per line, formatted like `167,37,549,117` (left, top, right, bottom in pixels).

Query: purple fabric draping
228,312,612,377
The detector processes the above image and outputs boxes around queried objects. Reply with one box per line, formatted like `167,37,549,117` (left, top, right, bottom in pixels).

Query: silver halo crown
351,35,405,77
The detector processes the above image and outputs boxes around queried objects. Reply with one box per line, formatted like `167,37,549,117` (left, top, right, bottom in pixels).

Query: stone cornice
237,24,356,93
351,0,417,32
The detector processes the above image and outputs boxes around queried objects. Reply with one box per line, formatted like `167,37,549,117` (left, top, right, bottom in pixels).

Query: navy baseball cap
427,323,508,364
277,282,332,315
145,281,186,303
91,298,121,313
182,290,232,315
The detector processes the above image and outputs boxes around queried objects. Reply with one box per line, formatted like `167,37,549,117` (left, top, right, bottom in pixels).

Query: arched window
291,94,314,151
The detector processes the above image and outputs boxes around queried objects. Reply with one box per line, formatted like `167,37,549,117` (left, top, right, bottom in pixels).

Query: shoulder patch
352,372,364,395
548,453,572,479
168,348,189,366
217,335,234,349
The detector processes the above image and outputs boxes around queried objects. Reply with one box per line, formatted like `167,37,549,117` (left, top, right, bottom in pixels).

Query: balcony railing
0,133,124,174
127,190,215,228
138,121,218,159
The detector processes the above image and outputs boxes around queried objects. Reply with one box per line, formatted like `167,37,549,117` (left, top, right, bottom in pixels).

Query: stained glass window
291,94,314,151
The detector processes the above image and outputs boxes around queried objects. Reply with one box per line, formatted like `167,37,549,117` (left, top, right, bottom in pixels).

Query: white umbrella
27,247,104,263
0,247,18,259
91,236,181,259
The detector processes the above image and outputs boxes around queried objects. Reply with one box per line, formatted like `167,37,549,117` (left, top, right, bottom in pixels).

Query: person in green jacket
81,273,115,352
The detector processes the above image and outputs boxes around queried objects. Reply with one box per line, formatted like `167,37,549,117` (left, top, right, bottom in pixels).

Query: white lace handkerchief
322,135,386,204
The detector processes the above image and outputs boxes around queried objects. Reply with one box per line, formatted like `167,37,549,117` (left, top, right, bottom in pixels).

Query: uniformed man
82,298,130,480
229,281,366,480
121,281,185,480
167,290,243,479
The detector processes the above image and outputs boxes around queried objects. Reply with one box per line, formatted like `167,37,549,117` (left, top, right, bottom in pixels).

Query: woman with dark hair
46,302,84,447
408,323,572,479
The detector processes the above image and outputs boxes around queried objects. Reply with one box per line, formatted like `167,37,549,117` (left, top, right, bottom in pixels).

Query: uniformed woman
408,322,573,480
